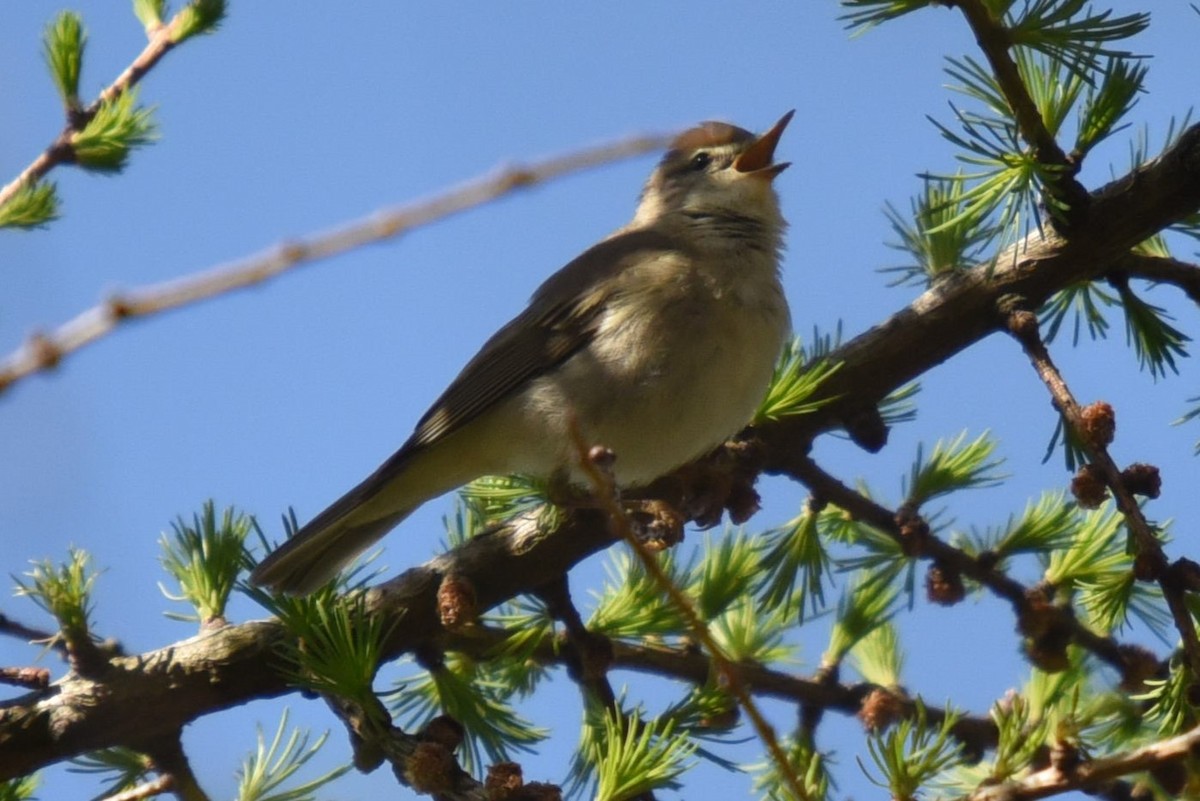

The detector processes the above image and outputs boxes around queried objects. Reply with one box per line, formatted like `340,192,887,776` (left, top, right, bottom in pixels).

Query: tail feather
250,507,411,595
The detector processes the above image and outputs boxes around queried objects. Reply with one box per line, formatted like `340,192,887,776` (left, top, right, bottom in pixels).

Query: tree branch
1120,252,1200,307
0,132,669,397
0,7,196,210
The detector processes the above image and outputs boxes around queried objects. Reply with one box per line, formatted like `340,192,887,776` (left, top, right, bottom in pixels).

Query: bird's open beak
733,110,794,180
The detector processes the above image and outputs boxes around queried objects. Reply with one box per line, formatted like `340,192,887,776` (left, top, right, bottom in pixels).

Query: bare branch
0,131,669,397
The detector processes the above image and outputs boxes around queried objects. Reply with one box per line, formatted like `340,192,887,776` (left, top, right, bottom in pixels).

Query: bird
251,111,794,594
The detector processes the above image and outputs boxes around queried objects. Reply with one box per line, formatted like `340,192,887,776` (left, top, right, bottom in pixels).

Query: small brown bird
252,112,794,594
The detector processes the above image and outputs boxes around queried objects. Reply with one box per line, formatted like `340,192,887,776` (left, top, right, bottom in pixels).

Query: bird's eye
689,152,711,171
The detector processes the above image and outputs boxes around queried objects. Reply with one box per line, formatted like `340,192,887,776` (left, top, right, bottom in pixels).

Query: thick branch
760,122,1200,456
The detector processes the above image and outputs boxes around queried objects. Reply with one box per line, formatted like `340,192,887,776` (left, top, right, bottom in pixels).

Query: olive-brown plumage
251,112,794,594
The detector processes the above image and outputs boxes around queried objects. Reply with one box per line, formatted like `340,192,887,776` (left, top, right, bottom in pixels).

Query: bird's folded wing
404,227,680,452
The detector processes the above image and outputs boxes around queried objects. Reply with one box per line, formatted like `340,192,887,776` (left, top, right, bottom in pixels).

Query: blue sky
3,3,1199,799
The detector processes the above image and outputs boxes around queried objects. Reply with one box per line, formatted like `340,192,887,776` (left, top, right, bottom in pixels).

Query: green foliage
904,430,1005,508
589,550,686,638
257,588,391,711
1075,58,1148,154
988,490,1079,559
70,90,157,173
591,709,697,801
883,173,997,286
235,711,350,801
850,622,904,688
710,597,794,665
879,380,920,428
839,0,933,31
1113,280,1190,379
750,734,833,801
1042,503,1170,638
0,775,38,801
459,474,551,527
824,573,899,667
174,0,227,42
14,547,97,648
481,596,555,696
0,181,59,230
859,701,962,800
687,530,761,620
756,503,834,621
1040,281,1117,345
159,500,253,623
133,0,166,31
68,748,152,800
1007,0,1149,73
755,335,842,423
930,50,1079,238
986,694,1053,783
390,653,548,774
1135,656,1196,736
43,11,86,109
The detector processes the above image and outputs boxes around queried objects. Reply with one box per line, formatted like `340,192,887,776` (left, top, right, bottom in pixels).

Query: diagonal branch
966,722,1200,801
0,7,199,209
950,0,1089,212
0,132,669,397
1003,305,1200,677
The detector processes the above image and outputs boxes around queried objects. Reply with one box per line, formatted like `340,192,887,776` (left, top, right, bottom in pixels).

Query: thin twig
950,0,1089,211
101,774,175,801
788,453,1133,674
0,131,670,397
566,424,813,801
1002,306,1200,678
0,9,192,209
966,721,1200,801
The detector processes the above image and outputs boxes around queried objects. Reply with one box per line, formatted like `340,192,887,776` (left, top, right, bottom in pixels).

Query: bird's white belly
509,273,789,485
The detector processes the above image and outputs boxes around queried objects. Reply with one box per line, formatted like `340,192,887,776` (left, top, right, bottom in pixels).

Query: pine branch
949,0,1089,213
0,3,219,211
966,721,1200,801
1002,305,1200,679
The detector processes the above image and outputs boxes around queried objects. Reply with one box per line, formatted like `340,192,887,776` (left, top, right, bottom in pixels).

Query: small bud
1117,644,1162,692
926,561,965,606
515,782,563,801
402,741,456,794
1121,463,1161,499
1079,402,1116,448
1070,464,1108,509
419,715,465,751
858,687,904,733
437,573,478,631
486,762,523,800
895,507,929,557
1049,739,1080,774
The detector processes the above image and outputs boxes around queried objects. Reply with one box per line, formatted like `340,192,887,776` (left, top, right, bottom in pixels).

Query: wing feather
401,227,680,454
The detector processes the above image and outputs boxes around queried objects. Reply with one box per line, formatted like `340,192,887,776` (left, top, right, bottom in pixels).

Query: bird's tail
249,508,410,595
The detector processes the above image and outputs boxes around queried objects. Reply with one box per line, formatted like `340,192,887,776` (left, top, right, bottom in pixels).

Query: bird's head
632,110,793,233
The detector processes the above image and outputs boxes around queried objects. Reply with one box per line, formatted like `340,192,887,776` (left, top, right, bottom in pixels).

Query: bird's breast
519,251,790,485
